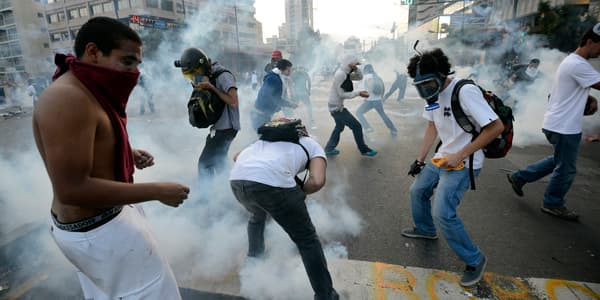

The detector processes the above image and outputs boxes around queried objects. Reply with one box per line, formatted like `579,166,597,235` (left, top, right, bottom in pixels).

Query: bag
187,69,232,128
450,79,515,189
258,119,310,187
340,73,353,92
371,74,385,95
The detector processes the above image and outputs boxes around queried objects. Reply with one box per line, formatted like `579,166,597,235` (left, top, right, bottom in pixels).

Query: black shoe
506,174,524,197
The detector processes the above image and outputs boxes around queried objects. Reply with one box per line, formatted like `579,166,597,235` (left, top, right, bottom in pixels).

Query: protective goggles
181,65,207,82
413,72,443,101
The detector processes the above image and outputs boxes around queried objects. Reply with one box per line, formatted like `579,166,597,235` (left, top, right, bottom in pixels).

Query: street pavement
1,78,599,299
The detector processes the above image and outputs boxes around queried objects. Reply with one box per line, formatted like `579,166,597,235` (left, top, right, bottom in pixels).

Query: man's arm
417,121,438,162
443,119,504,167
35,84,188,208
302,157,326,194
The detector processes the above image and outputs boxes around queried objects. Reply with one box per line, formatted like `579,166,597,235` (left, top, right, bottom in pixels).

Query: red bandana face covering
53,53,140,183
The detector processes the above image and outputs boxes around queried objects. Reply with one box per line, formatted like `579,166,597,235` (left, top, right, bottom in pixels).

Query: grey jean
230,180,339,300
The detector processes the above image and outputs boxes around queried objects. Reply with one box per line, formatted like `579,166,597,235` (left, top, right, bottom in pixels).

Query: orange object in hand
431,157,465,170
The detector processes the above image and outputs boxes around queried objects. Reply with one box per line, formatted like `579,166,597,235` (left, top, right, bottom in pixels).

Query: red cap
271,50,282,59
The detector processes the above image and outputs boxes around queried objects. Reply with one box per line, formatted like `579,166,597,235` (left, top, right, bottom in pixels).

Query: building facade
0,0,50,81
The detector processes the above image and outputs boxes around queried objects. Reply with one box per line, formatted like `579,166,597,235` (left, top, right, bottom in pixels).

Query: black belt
51,206,123,232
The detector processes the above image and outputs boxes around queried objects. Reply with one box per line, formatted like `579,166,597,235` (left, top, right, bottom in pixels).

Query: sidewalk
180,258,600,300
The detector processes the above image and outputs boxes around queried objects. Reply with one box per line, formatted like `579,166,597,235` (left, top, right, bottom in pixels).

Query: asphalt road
1,80,599,298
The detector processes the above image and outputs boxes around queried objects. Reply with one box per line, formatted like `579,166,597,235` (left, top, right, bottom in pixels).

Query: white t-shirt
543,53,600,134
229,136,326,188
363,73,383,101
423,78,499,169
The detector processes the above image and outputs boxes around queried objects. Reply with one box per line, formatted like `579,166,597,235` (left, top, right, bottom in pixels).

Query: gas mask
525,67,538,78
414,67,445,111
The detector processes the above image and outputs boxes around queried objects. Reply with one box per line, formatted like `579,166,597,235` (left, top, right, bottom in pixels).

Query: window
9,42,21,56
48,13,58,23
57,11,65,22
79,7,88,17
7,27,18,41
92,4,103,15
130,0,142,8
103,2,114,12
43,43,49,48
37,12,43,18
176,3,184,13
50,32,61,42
147,0,158,8
68,8,79,19
161,0,173,11
61,31,69,41
118,0,130,9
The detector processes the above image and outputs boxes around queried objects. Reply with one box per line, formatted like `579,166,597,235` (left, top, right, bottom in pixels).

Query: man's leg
543,130,581,209
257,185,337,300
50,206,182,299
230,181,268,257
433,168,483,266
211,129,238,175
406,164,440,237
341,109,371,153
355,101,373,131
324,111,345,152
373,101,397,134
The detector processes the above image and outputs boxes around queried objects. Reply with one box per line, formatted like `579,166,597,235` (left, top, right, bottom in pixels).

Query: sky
254,0,409,43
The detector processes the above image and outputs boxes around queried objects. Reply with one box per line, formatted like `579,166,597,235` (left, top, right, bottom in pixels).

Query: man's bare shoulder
34,73,96,119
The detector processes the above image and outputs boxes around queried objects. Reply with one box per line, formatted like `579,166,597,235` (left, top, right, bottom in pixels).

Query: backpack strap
450,79,479,190
294,140,311,188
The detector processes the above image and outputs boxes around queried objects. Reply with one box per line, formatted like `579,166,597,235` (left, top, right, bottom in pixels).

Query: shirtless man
33,17,188,299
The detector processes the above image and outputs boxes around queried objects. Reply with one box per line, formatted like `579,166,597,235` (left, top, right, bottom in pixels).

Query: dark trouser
356,100,397,132
198,128,237,178
325,108,370,153
230,180,338,300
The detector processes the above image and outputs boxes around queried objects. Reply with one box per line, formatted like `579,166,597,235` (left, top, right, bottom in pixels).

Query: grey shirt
211,62,240,130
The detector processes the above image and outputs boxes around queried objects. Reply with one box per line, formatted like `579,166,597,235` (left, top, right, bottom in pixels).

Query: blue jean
511,129,581,208
230,180,338,300
409,163,483,266
325,108,370,153
356,100,397,132
198,129,237,178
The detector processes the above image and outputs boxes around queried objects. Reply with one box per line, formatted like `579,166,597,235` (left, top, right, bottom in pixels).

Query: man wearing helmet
176,48,240,180
402,48,503,287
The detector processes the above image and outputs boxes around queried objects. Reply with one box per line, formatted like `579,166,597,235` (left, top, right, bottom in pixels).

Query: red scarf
53,54,139,183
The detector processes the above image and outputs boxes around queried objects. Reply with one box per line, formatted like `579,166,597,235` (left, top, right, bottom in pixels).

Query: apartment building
0,0,51,81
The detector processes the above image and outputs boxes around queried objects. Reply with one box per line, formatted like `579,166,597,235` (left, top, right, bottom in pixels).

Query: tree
530,1,597,52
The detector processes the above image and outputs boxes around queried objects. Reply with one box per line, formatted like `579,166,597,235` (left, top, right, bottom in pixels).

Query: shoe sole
460,258,487,287
401,232,438,240
540,207,579,221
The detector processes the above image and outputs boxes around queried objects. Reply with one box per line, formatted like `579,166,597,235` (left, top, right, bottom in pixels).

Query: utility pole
234,4,241,74
113,0,119,19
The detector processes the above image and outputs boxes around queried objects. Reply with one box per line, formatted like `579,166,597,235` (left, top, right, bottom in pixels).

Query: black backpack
450,79,514,189
187,69,232,128
340,73,353,92
258,119,310,187
371,74,385,95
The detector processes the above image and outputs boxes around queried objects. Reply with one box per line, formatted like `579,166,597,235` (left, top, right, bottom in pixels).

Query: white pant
50,205,181,300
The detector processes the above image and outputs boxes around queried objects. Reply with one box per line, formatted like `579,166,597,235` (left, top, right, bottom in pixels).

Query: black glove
408,160,426,177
